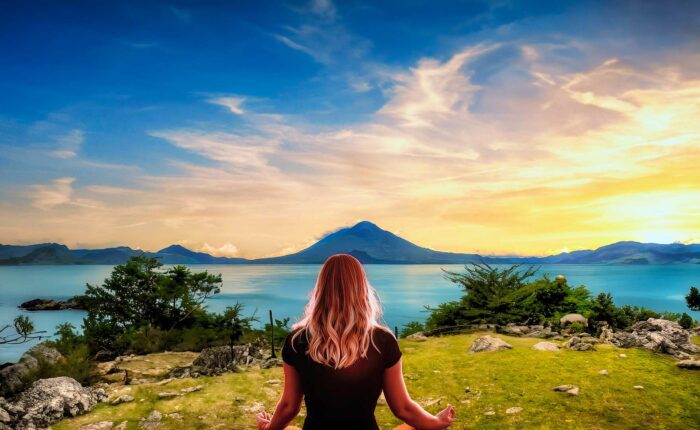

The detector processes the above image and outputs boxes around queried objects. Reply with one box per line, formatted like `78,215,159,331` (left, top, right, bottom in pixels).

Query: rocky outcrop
406,332,428,341
190,345,280,376
560,313,588,327
2,377,106,430
563,336,597,351
532,341,560,351
470,335,512,353
676,359,700,369
610,318,699,359
0,345,63,397
19,297,85,311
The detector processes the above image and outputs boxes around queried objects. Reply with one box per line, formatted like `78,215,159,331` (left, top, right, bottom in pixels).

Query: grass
55,333,700,430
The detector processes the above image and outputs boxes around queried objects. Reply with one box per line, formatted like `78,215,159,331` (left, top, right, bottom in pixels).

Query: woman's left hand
255,411,272,429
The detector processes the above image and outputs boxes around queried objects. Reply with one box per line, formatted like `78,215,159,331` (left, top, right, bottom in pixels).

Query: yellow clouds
9,43,700,256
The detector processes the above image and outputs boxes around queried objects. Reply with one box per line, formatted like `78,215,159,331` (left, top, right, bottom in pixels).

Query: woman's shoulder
372,326,397,344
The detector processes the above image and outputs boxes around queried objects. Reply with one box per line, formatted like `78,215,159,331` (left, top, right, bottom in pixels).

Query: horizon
2,1,700,258
3,219,699,260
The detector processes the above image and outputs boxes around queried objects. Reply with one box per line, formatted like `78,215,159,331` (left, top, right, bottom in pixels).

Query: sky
1,0,699,258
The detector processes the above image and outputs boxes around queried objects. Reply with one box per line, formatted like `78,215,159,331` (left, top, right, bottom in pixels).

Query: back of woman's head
292,254,387,369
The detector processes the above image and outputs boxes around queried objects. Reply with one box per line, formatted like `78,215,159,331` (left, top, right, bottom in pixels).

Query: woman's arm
382,358,455,430
257,362,304,430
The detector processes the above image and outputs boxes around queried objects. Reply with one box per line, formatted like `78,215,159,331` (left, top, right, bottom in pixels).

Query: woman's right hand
435,404,456,428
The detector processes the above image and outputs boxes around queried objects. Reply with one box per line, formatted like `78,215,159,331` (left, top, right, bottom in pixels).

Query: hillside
3,221,700,265
55,333,700,430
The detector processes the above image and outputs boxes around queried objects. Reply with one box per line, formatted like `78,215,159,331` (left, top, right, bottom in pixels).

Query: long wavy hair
291,254,390,369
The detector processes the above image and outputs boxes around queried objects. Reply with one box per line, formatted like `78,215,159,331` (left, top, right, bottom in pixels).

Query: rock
553,384,579,396
156,378,173,386
19,297,85,311
264,379,282,385
406,332,428,341
180,385,203,394
599,369,609,375
506,407,522,414
0,407,10,424
0,345,64,397
166,412,183,420
168,366,191,379
110,395,134,405
114,422,128,430
421,397,444,407
157,392,178,399
677,359,700,369
94,350,118,362
532,341,560,351
79,421,114,430
191,345,264,375
239,402,265,413
470,336,513,353
633,385,644,390
499,324,530,336
563,336,596,351
610,318,699,359
377,392,387,405
597,322,615,342
261,357,283,369
10,377,106,430
560,313,588,327
484,410,495,416
618,353,627,358
140,410,162,430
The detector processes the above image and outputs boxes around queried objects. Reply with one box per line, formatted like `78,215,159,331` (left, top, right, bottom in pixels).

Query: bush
679,313,694,329
400,321,425,337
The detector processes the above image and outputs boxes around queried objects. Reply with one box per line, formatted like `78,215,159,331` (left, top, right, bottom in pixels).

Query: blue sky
1,0,699,257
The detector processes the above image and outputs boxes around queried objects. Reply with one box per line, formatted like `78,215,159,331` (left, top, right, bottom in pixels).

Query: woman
255,254,456,430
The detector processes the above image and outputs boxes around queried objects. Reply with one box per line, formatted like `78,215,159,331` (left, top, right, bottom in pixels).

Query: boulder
140,410,162,430
610,318,698,359
470,336,512,353
406,332,428,341
532,341,560,351
0,345,63,397
191,345,264,376
168,366,191,379
560,313,588,327
7,377,106,430
677,360,700,369
563,337,596,351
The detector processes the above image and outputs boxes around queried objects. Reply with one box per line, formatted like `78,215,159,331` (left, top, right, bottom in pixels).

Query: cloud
310,0,336,20
199,242,239,257
51,129,84,158
31,177,75,210
208,96,245,115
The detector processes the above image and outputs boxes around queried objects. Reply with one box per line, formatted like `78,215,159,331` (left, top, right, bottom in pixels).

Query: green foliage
588,292,630,329
82,255,222,354
679,313,694,329
35,323,95,386
687,286,700,311
567,321,586,334
400,321,425,337
0,315,46,345
426,264,592,328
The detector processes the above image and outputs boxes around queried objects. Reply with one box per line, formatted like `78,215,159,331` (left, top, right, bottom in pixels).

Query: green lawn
56,333,700,430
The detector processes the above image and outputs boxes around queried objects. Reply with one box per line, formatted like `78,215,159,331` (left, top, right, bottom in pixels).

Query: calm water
1,264,699,363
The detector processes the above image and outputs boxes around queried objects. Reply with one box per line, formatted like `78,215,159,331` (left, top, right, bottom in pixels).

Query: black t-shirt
282,326,402,430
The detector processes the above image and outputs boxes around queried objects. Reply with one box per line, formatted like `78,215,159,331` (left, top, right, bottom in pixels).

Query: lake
1,264,699,363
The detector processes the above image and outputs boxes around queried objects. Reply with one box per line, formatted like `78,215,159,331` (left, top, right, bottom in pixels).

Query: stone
532,341,560,351
168,366,191,379
599,369,609,375
79,421,114,430
470,336,513,353
140,410,162,430
421,397,444,407
610,318,699,359
0,345,64,397
180,385,203,394
10,377,106,430
192,345,264,375
484,410,495,416
634,385,644,390
114,422,128,430
265,379,282,385
406,332,428,341
619,353,627,358
110,395,134,405
553,385,579,396
499,324,530,336
506,407,522,414
560,313,588,327
261,357,283,369
563,336,596,351
157,392,178,399
677,360,700,369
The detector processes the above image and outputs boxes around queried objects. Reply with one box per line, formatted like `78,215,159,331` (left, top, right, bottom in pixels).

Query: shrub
679,313,693,329
400,321,425,337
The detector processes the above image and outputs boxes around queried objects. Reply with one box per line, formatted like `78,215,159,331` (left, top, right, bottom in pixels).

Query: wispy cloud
31,177,75,210
51,129,84,158
199,242,239,257
208,96,245,115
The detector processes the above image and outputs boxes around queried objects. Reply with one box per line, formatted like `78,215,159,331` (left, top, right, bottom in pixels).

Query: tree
82,255,222,354
589,292,627,329
686,286,700,311
678,313,694,329
0,315,46,345
221,303,258,353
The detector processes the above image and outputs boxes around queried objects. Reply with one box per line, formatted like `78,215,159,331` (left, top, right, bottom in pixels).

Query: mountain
2,221,700,265
254,221,482,264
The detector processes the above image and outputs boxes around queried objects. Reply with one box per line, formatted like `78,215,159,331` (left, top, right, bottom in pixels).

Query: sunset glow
1,1,699,258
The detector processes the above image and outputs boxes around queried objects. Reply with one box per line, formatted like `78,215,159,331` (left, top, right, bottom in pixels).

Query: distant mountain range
2,221,700,265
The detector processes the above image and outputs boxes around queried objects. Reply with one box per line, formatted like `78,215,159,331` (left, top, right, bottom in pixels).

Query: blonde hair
292,254,390,369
